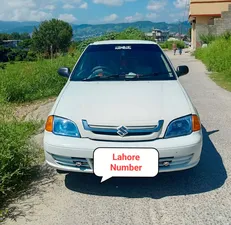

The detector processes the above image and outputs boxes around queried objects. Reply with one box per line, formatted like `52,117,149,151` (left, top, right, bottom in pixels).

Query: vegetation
195,32,231,91
32,19,73,57
0,53,79,103
159,40,186,50
0,32,30,41
0,103,42,216
199,34,217,45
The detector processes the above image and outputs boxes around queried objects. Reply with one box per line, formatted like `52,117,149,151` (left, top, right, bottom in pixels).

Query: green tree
117,27,146,40
11,32,21,40
20,32,31,40
18,39,32,49
0,33,11,41
32,19,73,56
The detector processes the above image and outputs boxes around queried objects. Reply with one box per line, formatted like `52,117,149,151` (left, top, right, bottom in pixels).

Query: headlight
45,116,81,138
164,115,193,139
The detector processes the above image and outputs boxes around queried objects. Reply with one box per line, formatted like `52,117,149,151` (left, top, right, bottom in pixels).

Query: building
189,0,231,49
152,29,170,42
1,40,22,48
145,29,170,42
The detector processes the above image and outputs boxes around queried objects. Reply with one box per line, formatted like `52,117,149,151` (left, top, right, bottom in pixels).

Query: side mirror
176,65,189,77
58,67,71,78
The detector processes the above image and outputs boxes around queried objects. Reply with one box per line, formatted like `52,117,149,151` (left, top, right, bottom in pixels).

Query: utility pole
50,45,53,61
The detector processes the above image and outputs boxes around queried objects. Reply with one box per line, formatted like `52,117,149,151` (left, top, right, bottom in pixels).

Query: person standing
172,42,177,55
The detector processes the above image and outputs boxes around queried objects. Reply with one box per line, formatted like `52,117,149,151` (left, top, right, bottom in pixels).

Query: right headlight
45,115,81,138
164,115,201,139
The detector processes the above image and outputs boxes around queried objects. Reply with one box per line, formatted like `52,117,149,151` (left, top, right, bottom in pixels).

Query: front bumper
44,131,203,173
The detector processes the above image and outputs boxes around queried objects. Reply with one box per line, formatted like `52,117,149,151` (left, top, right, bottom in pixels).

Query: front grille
52,154,93,170
159,154,193,167
82,119,164,141
92,131,153,136
52,154,193,170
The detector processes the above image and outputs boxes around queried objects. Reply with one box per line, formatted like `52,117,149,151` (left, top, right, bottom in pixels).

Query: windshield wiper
82,74,120,81
128,72,172,79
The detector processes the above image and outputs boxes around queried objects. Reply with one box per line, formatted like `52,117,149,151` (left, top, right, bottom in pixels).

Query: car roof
91,40,157,45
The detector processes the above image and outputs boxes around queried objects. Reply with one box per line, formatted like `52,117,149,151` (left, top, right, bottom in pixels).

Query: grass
0,52,79,103
195,34,231,92
0,52,78,218
0,103,43,219
210,71,231,92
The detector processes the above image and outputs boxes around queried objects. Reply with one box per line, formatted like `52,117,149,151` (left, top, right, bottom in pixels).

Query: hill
0,20,190,40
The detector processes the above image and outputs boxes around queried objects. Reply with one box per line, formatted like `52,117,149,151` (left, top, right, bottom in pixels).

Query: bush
0,103,41,205
199,34,217,44
159,40,185,50
0,53,79,103
195,37,231,72
25,51,37,61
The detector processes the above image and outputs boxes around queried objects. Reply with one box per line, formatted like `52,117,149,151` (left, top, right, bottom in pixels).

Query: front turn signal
45,115,54,132
192,115,201,132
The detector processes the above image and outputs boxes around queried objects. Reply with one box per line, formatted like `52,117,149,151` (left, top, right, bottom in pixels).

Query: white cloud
93,0,123,6
92,0,136,6
7,0,36,9
103,13,118,22
146,12,158,20
58,13,77,23
63,3,75,9
124,12,143,22
0,0,53,21
174,0,189,9
44,4,56,10
79,2,88,9
147,0,166,11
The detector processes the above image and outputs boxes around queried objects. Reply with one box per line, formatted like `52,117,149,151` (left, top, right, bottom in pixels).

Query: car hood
54,81,192,128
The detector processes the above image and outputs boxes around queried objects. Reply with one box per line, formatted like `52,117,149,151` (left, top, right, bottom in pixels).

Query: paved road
5,51,231,225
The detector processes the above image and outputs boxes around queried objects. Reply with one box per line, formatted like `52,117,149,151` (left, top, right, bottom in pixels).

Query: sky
0,0,189,24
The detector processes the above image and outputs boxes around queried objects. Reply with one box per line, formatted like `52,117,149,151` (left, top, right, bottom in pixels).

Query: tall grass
195,36,231,72
0,103,42,212
0,52,80,103
159,40,186,50
195,33,231,91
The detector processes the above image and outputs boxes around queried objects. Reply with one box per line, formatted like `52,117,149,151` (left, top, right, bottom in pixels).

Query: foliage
0,103,41,209
0,32,30,41
195,32,231,91
0,46,9,62
195,36,231,72
210,70,231,92
199,34,217,44
32,19,73,56
159,40,185,50
116,27,146,40
18,39,32,49
0,53,79,103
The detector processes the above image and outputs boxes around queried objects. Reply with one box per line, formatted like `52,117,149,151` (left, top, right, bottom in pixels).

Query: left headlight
164,115,200,139
45,115,81,138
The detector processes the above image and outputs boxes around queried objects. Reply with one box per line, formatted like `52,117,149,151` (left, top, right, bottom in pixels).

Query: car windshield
70,43,176,81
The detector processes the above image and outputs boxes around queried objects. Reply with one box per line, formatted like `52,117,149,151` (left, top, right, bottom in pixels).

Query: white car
44,40,203,174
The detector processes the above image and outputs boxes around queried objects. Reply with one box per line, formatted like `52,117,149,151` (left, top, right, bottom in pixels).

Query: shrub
0,103,41,205
25,51,37,61
195,37,231,72
199,34,217,44
0,53,79,103
159,40,186,50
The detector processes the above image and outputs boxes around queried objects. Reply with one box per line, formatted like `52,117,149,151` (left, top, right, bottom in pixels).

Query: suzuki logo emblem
117,126,128,137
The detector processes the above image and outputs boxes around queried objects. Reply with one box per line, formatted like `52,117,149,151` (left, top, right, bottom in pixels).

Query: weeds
0,103,43,216
0,52,79,103
195,33,231,91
